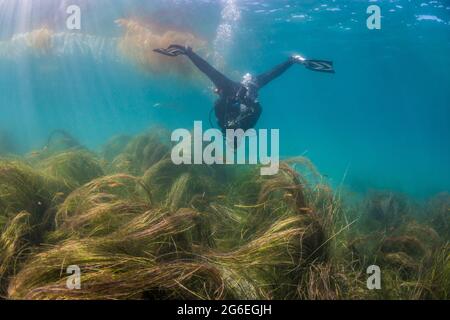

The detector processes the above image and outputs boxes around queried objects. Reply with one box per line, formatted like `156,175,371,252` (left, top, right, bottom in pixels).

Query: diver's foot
153,44,190,57
167,44,191,55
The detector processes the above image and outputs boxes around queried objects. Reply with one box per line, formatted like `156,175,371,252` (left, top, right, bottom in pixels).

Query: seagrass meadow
0,129,448,300
1,0,450,302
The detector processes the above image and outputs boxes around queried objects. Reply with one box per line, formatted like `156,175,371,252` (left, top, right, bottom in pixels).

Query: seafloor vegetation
0,128,448,300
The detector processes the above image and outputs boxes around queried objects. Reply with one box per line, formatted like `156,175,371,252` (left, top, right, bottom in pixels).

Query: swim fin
303,60,335,73
153,45,188,57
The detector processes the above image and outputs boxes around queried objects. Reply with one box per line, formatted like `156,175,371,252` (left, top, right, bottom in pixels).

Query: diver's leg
255,58,296,89
154,45,237,93
184,48,237,93
255,55,335,89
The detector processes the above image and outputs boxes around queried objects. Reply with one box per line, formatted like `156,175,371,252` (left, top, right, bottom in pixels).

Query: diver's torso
215,84,262,132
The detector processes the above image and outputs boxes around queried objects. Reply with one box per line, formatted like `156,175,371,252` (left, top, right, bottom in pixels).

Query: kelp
101,135,132,163
48,174,151,241
44,130,81,152
343,194,449,299
209,214,325,299
25,27,53,55
1,127,449,300
116,19,207,77
373,244,449,300
8,192,325,300
416,244,450,299
26,130,83,163
0,159,69,295
0,160,67,230
0,155,79,290
37,151,104,190
8,208,220,300
143,158,223,211
426,193,450,240
9,201,278,300
4,149,329,300
0,211,32,295
210,162,316,247
107,130,170,175
360,191,412,231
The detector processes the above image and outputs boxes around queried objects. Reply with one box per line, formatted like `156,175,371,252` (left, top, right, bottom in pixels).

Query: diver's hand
291,54,306,64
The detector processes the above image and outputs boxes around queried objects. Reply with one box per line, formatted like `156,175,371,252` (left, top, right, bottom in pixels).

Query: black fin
304,60,335,73
153,48,177,57
153,45,187,57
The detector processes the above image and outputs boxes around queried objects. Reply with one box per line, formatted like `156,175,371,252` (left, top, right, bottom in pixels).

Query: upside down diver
154,44,335,133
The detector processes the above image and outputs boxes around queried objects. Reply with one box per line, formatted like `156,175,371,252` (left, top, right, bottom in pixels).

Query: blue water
0,0,449,197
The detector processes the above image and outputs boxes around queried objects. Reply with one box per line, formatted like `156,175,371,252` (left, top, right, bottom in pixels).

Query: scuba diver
154,44,334,133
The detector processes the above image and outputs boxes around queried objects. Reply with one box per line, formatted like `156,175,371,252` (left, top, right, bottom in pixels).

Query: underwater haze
1,0,450,302
0,0,449,198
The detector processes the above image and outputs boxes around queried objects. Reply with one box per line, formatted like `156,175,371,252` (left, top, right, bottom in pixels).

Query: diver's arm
255,57,297,89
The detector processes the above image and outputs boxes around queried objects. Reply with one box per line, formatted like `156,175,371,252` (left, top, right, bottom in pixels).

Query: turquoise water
0,0,449,197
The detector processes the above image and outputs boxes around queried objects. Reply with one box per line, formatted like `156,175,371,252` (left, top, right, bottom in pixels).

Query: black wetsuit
184,48,296,132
